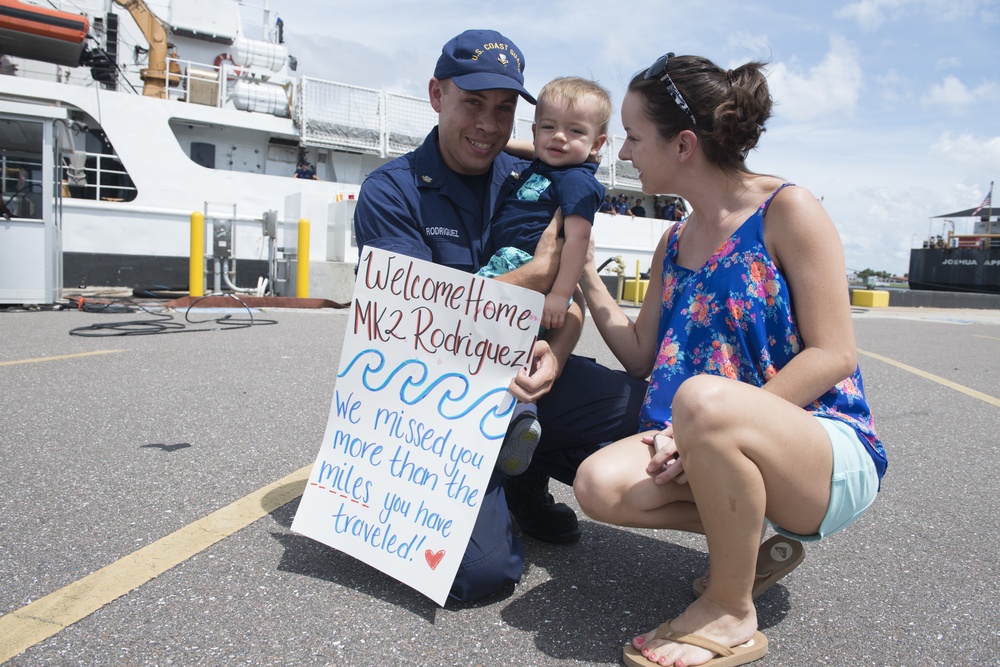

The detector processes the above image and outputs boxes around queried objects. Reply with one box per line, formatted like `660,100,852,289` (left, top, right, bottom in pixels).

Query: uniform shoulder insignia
421,175,433,183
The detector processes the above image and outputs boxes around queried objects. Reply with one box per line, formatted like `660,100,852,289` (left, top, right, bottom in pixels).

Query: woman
575,53,887,667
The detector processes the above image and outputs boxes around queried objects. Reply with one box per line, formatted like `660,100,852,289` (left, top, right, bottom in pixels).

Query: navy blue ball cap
434,29,536,104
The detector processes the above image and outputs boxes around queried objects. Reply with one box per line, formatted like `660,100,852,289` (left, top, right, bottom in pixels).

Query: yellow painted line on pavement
974,334,1000,342
0,464,312,663
858,348,1000,408
0,350,126,367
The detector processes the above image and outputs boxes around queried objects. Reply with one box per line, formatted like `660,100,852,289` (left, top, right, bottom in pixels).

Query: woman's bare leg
616,375,834,666
574,432,701,532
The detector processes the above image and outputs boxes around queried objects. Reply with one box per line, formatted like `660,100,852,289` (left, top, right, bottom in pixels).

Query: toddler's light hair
535,76,613,137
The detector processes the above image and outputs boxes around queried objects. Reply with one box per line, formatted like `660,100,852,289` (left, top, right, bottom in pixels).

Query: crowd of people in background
599,192,686,220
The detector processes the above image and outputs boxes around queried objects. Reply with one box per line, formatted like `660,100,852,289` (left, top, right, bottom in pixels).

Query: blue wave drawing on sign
339,349,514,440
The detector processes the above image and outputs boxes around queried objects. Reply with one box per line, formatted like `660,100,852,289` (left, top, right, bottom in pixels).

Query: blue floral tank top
638,184,887,480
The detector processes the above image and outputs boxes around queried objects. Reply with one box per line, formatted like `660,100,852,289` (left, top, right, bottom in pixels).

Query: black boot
503,470,581,544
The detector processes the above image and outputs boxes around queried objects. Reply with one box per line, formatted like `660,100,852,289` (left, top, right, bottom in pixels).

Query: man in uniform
354,29,645,603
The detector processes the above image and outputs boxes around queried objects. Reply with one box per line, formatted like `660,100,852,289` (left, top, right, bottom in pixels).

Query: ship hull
908,247,1000,294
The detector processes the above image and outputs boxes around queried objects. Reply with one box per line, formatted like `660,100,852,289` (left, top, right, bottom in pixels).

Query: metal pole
988,181,994,244
633,260,641,306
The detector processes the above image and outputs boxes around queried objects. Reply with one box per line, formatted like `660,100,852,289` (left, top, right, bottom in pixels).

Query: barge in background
908,204,1000,295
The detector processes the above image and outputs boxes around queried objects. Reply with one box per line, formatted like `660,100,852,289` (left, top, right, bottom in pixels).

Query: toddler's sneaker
496,411,541,476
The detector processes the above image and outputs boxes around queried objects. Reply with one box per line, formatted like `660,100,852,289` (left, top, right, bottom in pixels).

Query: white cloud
724,30,772,60
922,76,1000,114
924,0,1000,21
749,119,1000,275
873,68,911,105
835,0,996,30
834,0,912,31
931,131,1000,169
766,36,863,123
924,76,977,111
934,56,961,70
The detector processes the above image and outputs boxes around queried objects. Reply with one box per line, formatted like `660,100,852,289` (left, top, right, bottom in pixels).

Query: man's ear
429,77,444,113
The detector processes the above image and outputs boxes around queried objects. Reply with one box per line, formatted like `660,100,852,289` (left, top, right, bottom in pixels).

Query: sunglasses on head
644,53,698,129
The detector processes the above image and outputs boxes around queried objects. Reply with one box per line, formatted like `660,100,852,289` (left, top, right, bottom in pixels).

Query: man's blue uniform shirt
354,127,531,274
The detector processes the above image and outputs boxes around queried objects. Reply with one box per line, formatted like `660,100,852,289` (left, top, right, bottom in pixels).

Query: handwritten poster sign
291,247,544,605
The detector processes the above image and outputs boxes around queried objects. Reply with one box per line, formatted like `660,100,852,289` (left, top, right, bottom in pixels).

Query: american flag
972,182,993,216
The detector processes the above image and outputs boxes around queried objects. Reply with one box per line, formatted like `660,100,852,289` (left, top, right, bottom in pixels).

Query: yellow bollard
296,218,310,298
852,289,889,308
634,260,641,306
189,211,204,297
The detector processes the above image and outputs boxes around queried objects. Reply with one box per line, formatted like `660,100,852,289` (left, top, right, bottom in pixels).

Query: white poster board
291,248,544,605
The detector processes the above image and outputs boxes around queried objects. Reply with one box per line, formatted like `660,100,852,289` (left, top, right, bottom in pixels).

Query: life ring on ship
213,53,241,77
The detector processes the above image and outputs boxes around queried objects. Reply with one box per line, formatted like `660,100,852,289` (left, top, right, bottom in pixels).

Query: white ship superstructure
0,0,668,304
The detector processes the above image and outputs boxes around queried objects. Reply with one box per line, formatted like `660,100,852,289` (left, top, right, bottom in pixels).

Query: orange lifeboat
0,0,90,66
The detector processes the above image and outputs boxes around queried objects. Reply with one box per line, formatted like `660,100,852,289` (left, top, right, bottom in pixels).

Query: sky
265,0,999,277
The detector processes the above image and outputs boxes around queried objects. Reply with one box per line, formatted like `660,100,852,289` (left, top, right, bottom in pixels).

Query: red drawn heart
425,549,445,570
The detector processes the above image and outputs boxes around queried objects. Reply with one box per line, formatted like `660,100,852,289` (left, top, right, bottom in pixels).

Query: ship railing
163,56,225,108
293,78,646,192
921,232,1000,249
0,56,100,88
164,56,290,115
60,151,137,202
0,148,133,215
384,91,440,157
294,77,385,155
610,136,642,191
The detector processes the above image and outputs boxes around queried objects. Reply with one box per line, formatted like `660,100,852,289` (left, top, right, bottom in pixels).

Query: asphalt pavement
1,301,999,666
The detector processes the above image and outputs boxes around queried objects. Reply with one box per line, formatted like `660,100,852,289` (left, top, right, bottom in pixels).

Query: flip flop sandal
692,535,805,599
623,620,768,667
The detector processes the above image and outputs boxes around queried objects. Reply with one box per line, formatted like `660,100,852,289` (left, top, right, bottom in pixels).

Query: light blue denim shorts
769,416,879,543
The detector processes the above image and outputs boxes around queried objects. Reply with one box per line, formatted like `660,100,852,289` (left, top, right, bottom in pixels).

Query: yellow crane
112,0,174,98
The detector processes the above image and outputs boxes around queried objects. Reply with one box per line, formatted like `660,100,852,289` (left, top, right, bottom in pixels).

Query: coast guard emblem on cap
433,30,535,103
